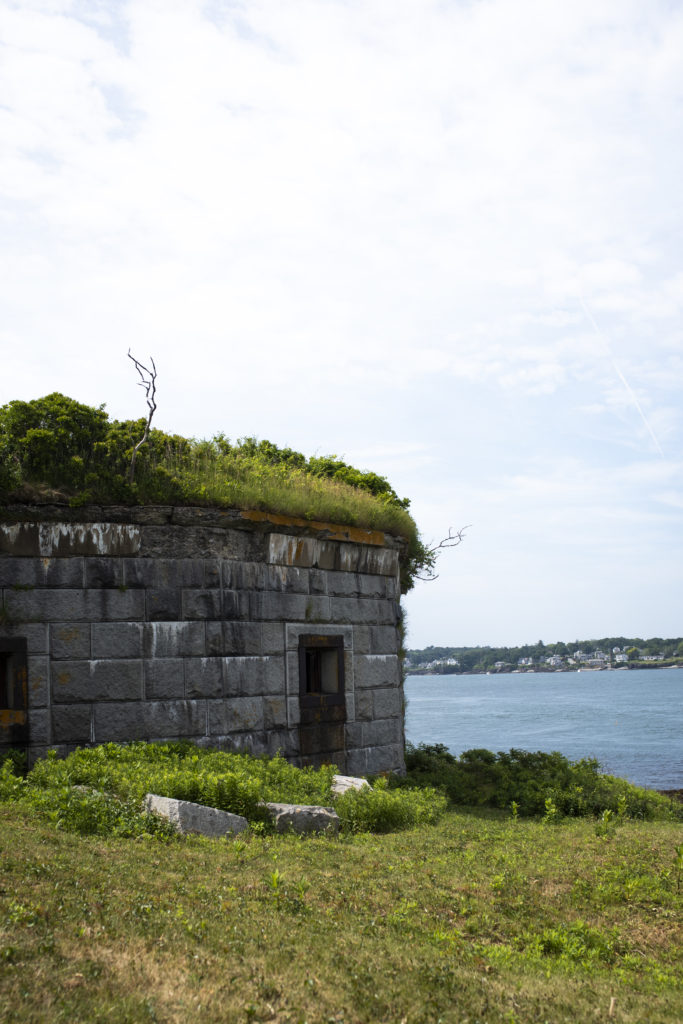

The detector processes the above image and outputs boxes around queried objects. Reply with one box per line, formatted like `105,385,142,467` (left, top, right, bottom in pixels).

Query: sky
1,0,682,649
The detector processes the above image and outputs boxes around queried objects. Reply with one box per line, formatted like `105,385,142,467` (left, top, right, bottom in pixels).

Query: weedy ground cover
0,800,681,1023
0,743,446,836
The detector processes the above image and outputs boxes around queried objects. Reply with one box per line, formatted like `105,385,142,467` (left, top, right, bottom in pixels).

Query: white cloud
2,0,683,644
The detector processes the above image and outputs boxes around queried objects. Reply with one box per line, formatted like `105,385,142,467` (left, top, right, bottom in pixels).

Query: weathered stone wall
0,505,405,774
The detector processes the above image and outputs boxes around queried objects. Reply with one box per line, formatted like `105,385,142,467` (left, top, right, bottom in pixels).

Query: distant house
518,657,534,667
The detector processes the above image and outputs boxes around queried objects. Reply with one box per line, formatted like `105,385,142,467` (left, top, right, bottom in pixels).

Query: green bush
0,393,430,588
401,744,682,820
10,743,447,837
336,777,447,833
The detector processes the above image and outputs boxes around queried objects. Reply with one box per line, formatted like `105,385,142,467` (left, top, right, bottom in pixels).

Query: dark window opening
299,634,345,706
0,639,27,710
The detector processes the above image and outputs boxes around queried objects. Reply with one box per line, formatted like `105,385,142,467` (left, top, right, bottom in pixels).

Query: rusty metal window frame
298,634,345,707
0,637,28,710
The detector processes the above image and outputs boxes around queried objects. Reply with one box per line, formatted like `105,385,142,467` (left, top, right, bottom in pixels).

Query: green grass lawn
1,800,681,1024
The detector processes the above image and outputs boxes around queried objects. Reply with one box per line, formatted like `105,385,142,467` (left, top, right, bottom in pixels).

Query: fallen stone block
260,801,340,834
144,793,249,837
331,773,371,797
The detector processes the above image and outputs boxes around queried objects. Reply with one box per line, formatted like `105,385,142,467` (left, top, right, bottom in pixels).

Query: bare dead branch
127,350,158,484
414,525,471,583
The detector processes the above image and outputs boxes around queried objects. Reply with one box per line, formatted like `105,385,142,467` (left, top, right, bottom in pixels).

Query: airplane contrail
578,294,665,459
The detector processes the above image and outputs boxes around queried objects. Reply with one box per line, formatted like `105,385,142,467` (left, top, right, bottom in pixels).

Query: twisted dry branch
127,350,157,484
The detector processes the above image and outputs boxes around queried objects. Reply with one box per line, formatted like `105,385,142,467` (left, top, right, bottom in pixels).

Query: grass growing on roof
0,392,429,588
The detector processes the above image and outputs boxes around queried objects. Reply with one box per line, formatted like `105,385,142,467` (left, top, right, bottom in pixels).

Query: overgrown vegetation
0,393,429,589
0,743,446,837
401,744,683,821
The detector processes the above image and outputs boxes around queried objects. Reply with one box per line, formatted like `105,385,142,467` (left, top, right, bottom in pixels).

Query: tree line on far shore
406,636,683,675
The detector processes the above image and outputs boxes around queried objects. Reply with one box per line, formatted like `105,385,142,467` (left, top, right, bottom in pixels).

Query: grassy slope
1,802,681,1024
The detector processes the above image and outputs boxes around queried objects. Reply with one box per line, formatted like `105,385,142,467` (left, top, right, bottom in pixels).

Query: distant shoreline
407,662,683,677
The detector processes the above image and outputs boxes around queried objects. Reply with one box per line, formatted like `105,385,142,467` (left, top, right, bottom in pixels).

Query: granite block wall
0,505,405,774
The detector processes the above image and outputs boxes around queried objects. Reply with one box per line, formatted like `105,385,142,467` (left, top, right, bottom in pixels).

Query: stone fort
0,504,405,774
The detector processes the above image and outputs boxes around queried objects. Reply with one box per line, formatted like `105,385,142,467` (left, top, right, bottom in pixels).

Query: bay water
404,667,683,790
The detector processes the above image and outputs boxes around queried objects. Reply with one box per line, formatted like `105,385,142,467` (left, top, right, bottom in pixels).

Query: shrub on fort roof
0,393,428,588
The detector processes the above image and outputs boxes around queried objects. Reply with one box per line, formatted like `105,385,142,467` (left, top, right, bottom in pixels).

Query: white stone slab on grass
331,774,371,797
260,802,340,834
144,794,249,837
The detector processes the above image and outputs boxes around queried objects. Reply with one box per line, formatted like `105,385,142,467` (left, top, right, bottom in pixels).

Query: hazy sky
2,0,682,648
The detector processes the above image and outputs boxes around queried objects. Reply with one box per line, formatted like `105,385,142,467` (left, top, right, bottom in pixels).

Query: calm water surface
404,667,683,790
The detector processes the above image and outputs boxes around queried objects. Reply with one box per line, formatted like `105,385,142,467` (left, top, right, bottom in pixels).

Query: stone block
220,561,261,590
143,700,207,739
85,589,146,622
354,655,400,689
376,599,400,625
353,624,371,655
264,728,299,758
203,559,221,588
5,522,142,558
84,558,124,588
221,590,250,620
365,743,405,775
121,558,156,588
182,589,222,620
0,557,43,587
144,659,185,699
260,801,339,835
331,774,370,796
92,622,143,659
373,687,402,719
0,558,84,588
263,696,287,729
146,589,182,621
354,689,373,721
327,597,378,625
27,656,49,708
344,722,364,748
222,656,285,698
286,698,300,726
93,701,146,742
263,565,310,594
308,569,328,595
362,718,402,747
27,708,49,744
51,660,143,703
50,623,91,660
2,622,49,655
206,621,262,656
285,623,353,652
325,572,361,598
261,622,285,655
143,621,205,658
208,697,264,735
369,625,399,656
185,657,223,698
345,747,368,776
250,592,331,623
155,558,205,588
341,544,400,578
358,574,386,598
0,524,40,557
51,704,92,744
144,794,249,837
385,577,399,600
